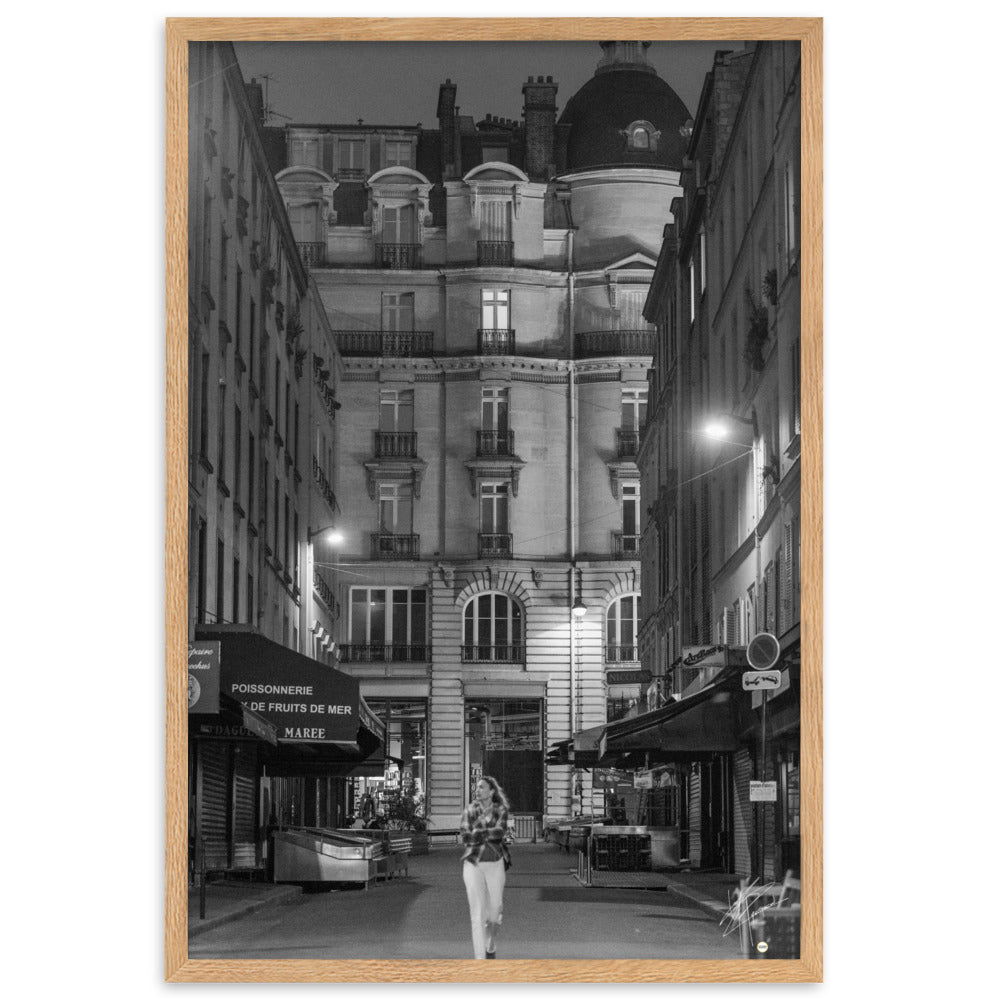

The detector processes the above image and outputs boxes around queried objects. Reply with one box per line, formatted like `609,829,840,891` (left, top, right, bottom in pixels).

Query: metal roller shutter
232,744,258,868
733,749,754,878
200,743,230,869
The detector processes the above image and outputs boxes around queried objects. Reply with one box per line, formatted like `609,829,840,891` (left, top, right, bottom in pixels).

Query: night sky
232,40,746,130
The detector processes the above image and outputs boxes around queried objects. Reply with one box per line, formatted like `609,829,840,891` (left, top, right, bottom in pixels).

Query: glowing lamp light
309,526,345,545
572,597,588,618
705,421,730,439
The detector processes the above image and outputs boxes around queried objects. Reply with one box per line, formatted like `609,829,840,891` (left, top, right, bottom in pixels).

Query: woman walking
460,776,514,959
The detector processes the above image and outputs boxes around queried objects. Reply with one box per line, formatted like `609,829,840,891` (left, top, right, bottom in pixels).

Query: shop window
780,751,800,838
465,698,543,814
462,593,524,663
352,699,428,826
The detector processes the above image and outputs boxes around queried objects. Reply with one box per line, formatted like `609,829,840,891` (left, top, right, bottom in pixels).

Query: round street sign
747,632,781,670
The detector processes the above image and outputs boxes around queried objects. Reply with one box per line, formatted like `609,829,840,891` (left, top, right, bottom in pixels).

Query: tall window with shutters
382,204,416,245
616,288,651,332
479,200,511,243
338,138,366,178
607,595,641,662
378,482,412,535
480,482,510,536
481,289,510,330
381,292,414,333
478,201,512,265
385,140,413,169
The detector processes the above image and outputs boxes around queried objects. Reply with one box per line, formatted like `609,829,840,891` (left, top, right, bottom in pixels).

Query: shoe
486,951,495,959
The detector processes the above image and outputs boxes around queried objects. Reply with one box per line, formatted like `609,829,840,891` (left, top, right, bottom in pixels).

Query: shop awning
190,692,279,745
546,723,607,767
195,626,384,759
599,665,753,761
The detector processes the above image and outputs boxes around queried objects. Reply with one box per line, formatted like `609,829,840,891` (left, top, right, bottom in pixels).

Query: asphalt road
189,844,741,961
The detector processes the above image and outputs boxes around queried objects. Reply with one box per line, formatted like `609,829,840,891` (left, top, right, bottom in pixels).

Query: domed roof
558,42,691,172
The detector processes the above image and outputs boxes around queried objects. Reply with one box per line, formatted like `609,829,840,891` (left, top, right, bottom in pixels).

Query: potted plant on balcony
743,289,771,373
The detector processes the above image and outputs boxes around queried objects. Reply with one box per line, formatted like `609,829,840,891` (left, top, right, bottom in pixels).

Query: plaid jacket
459,798,515,864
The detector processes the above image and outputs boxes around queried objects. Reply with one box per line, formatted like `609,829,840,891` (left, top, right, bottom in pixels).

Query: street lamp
308,524,345,545
704,408,758,443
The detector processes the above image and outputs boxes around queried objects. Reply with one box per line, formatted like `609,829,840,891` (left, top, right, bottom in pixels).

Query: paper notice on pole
749,780,778,802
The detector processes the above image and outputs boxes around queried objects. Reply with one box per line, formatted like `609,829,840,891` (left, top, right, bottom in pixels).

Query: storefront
597,664,752,874
348,698,428,828
189,628,384,881
595,638,800,880
466,698,544,815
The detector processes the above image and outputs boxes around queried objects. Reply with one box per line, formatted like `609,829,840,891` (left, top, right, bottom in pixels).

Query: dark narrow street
190,845,741,961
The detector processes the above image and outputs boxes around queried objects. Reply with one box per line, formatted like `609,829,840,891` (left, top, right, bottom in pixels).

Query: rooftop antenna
258,73,291,124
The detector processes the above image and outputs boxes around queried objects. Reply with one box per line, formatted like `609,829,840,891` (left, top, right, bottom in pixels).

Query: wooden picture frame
166,16,822,983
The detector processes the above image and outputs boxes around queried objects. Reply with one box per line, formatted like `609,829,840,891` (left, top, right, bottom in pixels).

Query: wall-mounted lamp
704,407,759,443
308,525,345,545
572,597,588,618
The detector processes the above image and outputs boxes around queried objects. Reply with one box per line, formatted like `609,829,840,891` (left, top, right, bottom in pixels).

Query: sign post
746,633,781,879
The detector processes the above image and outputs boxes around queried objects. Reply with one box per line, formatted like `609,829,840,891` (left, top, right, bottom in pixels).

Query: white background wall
7,1,995,994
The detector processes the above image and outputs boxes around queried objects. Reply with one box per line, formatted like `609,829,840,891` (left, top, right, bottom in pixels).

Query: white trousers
462,859,506,959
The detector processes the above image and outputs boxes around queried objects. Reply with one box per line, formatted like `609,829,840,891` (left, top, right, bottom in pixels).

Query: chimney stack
437,78,458,178
245,77,266,128
521,74,558,180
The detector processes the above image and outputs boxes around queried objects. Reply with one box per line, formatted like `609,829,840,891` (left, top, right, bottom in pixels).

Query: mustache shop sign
188,642,221,714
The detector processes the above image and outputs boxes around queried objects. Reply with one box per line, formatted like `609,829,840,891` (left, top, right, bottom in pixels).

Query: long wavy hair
477,774,511,813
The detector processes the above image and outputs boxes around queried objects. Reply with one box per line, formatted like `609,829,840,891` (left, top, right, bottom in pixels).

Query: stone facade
640,41,802,879
274,43,691,828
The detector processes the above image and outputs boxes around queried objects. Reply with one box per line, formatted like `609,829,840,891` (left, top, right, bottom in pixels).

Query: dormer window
624,120,661,153
385,140,413,169
368,167,433,270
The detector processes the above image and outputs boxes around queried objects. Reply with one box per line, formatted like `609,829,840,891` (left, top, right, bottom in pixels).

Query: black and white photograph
180,26,811,974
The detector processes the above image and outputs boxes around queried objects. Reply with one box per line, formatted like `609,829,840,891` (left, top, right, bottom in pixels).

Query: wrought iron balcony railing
576,329,656,357
371,533,420,560
339,643,431,663
477,328,516,355
477,241,513,266
478,533,512,558
296,242,326,267
476,429,515,456
312,569,338,618
374,430,417,459
461,644,525,664
605,645,640,663
376,243,422,269
612,532,641,558
312,457,338,514
617,428,640,459
333,330,434,357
